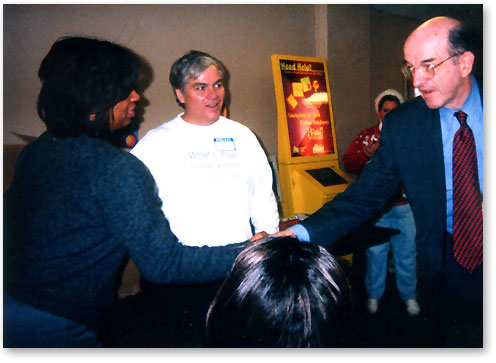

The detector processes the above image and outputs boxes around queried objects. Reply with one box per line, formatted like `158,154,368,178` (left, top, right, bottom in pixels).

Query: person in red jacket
343,89,402,176
342,89,420,316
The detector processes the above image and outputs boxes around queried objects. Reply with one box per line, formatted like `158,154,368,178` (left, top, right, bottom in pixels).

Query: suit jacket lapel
424,107,446,215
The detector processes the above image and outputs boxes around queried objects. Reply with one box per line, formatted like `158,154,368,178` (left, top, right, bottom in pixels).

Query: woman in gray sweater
3,36,248,347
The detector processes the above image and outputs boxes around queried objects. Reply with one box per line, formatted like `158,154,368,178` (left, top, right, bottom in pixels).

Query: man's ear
175,89,185,104
459,51,474,78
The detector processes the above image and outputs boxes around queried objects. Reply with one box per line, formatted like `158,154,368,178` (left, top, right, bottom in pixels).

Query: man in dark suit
276,17,482,347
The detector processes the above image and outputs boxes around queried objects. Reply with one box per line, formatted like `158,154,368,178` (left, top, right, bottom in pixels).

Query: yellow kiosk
271,54,353,219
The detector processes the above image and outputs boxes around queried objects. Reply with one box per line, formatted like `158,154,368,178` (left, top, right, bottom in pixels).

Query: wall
3,5,426,173
370,10,420,114
3,4,315,158
326,5,371,169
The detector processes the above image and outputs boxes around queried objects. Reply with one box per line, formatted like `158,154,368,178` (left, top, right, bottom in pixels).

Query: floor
96,249,433,348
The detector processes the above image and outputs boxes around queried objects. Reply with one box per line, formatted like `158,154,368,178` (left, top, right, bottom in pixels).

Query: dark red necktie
452,110,483,274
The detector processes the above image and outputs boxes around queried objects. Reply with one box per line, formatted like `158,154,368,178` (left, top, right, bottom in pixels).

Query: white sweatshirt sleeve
244,131,280,234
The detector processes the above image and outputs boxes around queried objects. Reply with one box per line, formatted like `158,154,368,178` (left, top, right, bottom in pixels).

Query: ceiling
370,4,483,31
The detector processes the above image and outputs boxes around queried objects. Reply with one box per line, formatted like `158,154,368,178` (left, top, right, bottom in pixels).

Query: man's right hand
270,229,296,239
250,231,268,242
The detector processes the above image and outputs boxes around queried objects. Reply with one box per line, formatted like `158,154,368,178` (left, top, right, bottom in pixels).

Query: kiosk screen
305,167,348,187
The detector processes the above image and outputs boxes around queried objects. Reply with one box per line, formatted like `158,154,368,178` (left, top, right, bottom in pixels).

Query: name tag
214,137,236,151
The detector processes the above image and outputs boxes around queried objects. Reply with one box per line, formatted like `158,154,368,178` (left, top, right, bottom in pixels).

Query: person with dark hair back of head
205,237,351,348
3,37,248,348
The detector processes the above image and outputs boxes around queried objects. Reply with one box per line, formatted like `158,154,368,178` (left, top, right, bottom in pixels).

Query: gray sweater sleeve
101,153,247,285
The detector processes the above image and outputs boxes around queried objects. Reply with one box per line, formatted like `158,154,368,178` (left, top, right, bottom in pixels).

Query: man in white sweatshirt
131,50,279,246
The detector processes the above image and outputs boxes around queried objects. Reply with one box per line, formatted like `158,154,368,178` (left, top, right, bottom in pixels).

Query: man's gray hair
169,50,226,108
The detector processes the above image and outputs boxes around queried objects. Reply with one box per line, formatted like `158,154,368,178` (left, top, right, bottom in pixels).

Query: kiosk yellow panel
271,54,352,218
279,161,353,218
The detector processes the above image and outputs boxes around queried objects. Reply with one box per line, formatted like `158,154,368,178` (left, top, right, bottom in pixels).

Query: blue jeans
3,292,101,348
365,203,418,301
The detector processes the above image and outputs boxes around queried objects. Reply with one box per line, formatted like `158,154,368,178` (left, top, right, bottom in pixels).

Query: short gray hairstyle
169,50,226,108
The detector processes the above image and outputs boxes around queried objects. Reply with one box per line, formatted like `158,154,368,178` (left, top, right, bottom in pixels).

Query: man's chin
206,112,221,122
422,95,443,110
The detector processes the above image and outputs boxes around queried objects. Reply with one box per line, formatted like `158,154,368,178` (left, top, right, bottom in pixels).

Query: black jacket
302,75,483,304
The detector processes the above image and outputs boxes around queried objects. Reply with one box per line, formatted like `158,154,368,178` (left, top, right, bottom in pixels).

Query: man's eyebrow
403,57,436,65
191,78,223,86
420,57,436,64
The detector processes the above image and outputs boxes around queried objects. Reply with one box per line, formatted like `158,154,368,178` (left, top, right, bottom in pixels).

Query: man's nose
411,69,427,89
206,86,220,99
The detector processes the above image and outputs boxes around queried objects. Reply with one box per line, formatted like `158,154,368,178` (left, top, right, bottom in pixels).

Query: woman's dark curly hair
37,36,142,138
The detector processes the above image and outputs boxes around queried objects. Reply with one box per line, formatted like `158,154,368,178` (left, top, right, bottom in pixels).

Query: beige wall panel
370,10,419,115
3,4,315,157
326,5,370,171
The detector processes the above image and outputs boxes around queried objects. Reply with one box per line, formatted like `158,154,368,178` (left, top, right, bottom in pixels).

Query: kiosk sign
278,59,334,157
271,54,351,219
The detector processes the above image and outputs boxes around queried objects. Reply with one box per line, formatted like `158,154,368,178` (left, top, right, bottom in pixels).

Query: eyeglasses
402,53,462,81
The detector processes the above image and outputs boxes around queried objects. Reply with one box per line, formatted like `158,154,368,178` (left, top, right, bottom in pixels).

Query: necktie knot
454,110,468,126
